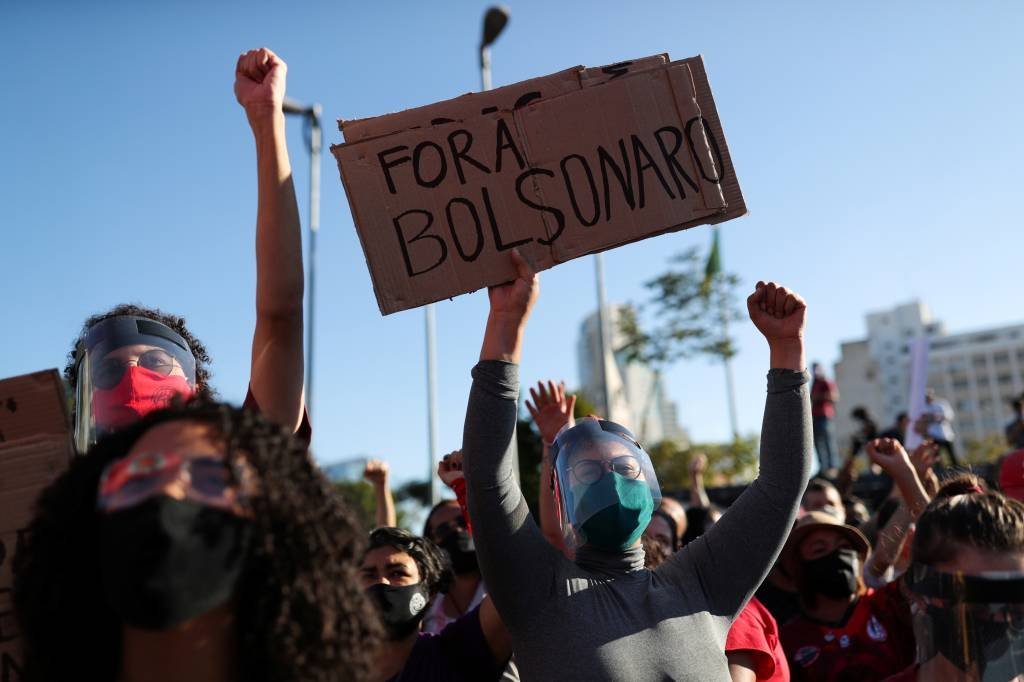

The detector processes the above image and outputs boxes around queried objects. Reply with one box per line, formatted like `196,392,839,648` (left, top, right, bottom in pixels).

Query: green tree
334,480,378,533
619,235,744,452
334,480,411,533
962,433,1012,467
647,435,760,494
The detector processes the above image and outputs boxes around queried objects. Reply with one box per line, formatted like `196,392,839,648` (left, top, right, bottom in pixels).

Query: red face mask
92,366,194,430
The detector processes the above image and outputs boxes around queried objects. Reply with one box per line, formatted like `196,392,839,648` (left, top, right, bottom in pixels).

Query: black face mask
439,530,478,575
367,583,430,640
100,497,251,630
925,603,1013,673
803,547,859,599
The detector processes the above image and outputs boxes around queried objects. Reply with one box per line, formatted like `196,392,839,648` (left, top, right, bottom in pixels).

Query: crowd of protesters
7,47,1024,682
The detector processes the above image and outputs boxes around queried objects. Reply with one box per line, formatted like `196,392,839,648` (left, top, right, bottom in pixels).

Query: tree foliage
334,480,410,533
647,435,760,494
619,247,742,369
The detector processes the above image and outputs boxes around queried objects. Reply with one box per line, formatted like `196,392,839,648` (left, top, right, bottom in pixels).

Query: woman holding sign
64,47,307,449
460,250,812,681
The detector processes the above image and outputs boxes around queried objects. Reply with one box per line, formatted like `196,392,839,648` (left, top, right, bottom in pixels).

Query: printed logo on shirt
794,646,820,668
867,615,888,642
410,593,427,615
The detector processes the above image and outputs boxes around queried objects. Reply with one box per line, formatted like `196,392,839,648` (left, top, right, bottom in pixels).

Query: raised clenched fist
438,450,465,488
363,459,389,487
234,47,287,117
746,281,807,346
865,438,913,478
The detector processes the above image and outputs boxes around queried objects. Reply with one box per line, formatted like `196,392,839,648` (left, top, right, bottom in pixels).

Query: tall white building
834,301,1024,450
578,306,686,446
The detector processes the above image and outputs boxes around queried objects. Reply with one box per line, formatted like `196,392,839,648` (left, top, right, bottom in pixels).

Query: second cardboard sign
333,54,746,315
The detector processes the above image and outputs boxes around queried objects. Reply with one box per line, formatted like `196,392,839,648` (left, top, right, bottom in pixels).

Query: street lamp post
426,6,512,507
283,97,322,422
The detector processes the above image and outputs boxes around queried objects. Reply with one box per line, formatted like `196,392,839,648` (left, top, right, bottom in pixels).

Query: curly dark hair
13,401,381,682
64,304,215,401
365,527,453,598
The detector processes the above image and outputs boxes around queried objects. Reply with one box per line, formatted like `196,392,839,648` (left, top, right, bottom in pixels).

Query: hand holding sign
235,47,287,119
481,250,538,364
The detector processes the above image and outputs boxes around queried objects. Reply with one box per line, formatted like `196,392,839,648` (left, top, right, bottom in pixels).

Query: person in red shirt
810,363,840,473
727,596,790,682
780,511,915,681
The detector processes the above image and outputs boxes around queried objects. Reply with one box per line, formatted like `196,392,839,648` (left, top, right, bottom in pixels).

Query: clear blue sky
2,1,1022,486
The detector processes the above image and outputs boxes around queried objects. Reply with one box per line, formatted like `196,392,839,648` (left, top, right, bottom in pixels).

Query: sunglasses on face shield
98,451,251,515
91,348,180,389
570,455,643,485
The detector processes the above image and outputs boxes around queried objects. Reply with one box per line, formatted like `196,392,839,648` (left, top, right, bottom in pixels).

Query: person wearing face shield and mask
65,46,308,451
358,527,513,682
883,485,1024,680
460,250,813,682
12,401,380,682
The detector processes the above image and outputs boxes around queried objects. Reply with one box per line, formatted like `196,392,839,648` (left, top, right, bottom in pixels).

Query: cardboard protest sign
333,54,746,315
0,370,74,681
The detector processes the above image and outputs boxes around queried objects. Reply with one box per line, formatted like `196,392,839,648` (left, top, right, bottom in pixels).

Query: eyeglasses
98,451,252,515
91,348,180,389
569,455,643,485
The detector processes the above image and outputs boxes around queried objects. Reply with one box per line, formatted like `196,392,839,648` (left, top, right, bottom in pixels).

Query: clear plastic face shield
906,562,1024,681
74,316,197,451
551,417,661,553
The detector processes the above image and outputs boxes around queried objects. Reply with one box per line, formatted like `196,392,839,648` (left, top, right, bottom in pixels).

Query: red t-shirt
243,387,312,444
727,597,790,681
883,665,919,682
811,378,837,419
781,582,915,682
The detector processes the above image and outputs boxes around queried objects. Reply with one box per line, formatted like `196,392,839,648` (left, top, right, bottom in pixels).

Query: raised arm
462,251,561,628
525,380,576,553
662,282,813,618
235,48,305,433
689,453,712,509
863,438,936,583
363,459,396,528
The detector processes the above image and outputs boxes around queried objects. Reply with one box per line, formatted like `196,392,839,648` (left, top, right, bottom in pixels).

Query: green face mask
574,472,655,552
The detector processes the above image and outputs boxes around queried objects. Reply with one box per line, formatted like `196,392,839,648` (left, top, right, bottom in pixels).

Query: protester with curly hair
66,46,306,449
359,526,512,681
13,401,380,682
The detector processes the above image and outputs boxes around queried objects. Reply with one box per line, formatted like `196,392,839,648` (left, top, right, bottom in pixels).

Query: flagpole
722,314,740,441
705,226,739,441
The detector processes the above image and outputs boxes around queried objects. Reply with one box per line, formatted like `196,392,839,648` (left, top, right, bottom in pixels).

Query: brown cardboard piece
332,53,746,315
0,370,74,681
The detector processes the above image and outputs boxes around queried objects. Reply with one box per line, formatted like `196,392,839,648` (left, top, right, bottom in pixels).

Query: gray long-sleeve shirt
463,361,812,682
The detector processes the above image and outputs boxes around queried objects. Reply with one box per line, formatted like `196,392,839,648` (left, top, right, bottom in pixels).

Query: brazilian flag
702,227,721,294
